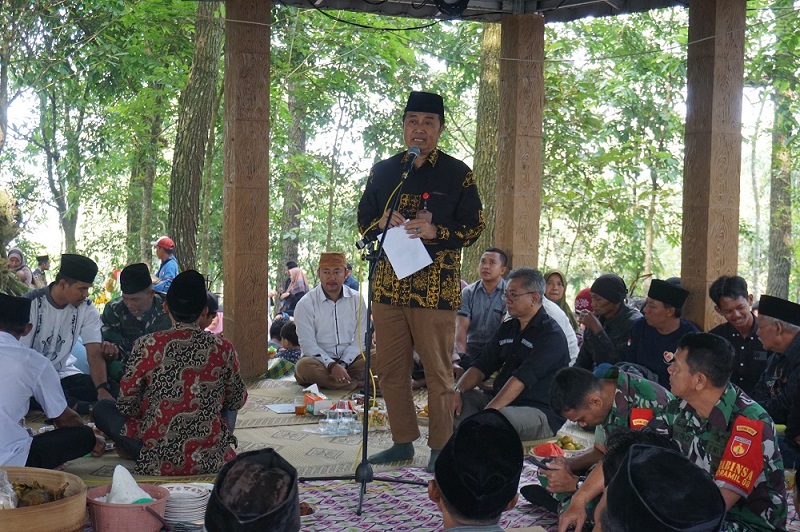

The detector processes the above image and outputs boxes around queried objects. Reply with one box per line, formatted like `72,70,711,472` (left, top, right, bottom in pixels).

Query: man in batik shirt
357,91,483,472
659,332,786,531
93,270,247,476
101,263,171,383
538,366,674,531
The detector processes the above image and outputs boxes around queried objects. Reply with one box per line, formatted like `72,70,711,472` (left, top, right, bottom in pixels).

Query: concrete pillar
681,0,746,329
223,0,271,379
495,14,544,269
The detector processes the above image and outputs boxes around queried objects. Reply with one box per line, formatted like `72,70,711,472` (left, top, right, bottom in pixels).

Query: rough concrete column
495,14,544,269
223,0,270,379
681,0,746,329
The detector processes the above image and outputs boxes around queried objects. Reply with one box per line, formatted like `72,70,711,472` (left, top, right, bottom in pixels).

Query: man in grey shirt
455,247,508,370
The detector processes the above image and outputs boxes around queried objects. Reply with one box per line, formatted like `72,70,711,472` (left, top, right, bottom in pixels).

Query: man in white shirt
21,254,110,413
542,296,580,365
293,252,369,389
0,293,100,468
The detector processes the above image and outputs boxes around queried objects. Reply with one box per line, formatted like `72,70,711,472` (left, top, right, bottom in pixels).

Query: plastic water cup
294,395,306,416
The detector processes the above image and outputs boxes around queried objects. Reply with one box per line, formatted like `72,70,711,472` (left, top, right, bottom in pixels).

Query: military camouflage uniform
542,368,674,514
101,294,172,380
594,366,674,446
659,384,787,531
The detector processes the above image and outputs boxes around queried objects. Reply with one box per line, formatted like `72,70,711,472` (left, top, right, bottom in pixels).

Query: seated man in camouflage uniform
539,366,674,531
101,263,172,383
660,332,787,531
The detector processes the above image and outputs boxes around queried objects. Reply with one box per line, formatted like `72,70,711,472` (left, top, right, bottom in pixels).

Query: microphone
401,146,421,179
356,147,421,250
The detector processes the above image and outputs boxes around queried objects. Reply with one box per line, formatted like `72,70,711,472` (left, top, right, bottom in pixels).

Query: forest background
0,0,798,305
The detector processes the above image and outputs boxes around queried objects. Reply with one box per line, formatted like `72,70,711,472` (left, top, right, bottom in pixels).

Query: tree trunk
168,1,223,271
462,23,500,278
644,172,657,277
126,161,143,263
0,43,7,157
766,88,792,299
279,79,306,266
139,107,162,265
199,86,223,274
38,90,74,252
766,2,794,299
748,93,767,296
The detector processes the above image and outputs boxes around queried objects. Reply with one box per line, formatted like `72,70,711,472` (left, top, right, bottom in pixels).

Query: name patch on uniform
499,338,514,346
715,415,764,495
521,339,533,349
629,408,654,429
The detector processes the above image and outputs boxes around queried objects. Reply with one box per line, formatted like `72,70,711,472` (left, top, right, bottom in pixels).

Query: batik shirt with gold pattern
357,148,484,310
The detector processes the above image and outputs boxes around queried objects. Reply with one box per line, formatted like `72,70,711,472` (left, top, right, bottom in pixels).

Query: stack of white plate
160,482,213,525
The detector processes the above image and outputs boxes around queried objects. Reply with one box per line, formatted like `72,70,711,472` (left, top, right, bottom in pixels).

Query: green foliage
1,1,799,300
540,9,688,295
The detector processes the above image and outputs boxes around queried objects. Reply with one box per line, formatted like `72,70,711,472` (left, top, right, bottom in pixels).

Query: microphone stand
298,154,427,515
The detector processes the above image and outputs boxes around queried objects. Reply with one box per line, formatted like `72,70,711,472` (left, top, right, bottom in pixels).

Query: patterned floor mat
298,466,555,531
56,377,800,530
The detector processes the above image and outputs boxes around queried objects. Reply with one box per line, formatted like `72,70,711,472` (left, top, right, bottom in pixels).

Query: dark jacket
574,304,641,370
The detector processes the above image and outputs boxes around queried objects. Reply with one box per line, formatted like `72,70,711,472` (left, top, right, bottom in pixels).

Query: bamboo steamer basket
0,466,87,532
86,483,170,532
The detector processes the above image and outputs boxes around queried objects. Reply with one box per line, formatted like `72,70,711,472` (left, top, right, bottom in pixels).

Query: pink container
86,483,170,532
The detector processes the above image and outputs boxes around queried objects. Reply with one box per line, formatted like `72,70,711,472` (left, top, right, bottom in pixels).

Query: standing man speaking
357,91,484,472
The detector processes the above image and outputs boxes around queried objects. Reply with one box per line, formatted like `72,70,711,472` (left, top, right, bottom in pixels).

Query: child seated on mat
263,322,301,379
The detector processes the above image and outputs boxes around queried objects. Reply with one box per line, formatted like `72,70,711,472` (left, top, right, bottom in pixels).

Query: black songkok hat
167,270,207,317
759,295,800,327
36,255,49,264
591,274,627,304
648,279,689,309
120,263,152,295
206,291,219,314
0,293,32,323
205,448,300,531
434,409,523,520
59,254,98,284
605,444,725,531
404,91,445,119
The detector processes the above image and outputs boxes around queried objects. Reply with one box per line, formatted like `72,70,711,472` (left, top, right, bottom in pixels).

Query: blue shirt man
151,236,178,293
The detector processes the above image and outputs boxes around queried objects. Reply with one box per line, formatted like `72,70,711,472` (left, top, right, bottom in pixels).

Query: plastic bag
106,465,152,504
0,470,18,509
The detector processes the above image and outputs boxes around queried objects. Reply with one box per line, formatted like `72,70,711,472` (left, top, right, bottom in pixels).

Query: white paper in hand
382,226,433,279
107,465,152,504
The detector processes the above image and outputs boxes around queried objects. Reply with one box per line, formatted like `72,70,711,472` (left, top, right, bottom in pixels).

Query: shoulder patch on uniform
714,415,764,495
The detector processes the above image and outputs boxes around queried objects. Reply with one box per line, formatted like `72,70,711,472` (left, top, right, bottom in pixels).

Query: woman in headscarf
7,248,33,287
544,270,580,335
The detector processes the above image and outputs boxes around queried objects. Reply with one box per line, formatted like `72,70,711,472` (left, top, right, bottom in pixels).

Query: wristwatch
96,382,112,393
575,475,587,491
454,384,462,395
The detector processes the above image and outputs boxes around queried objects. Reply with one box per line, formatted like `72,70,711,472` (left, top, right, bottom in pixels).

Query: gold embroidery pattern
372,249,463,310
462,170,476,188
454,208,484,246
398,193,418,218
402,149,439,166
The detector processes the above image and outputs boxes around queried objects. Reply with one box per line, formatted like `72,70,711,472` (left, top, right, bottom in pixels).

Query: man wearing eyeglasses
452,267,570,441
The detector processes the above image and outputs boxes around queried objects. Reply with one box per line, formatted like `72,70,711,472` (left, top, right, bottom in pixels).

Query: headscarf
545,270,579,334
8,248,33,287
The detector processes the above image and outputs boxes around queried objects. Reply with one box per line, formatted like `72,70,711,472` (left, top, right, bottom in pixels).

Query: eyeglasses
663,351,675,365
504,291,537,301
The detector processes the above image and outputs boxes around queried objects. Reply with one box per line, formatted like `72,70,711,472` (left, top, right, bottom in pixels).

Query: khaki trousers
294,355,372,390
373,303,456,450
